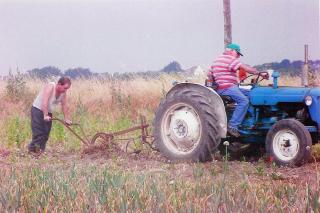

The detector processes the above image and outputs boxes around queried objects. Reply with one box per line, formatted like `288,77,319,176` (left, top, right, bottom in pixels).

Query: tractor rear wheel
266,119,312,167
153,91,221,162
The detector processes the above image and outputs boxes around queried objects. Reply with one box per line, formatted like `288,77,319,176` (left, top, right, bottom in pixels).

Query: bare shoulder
43,82,55,93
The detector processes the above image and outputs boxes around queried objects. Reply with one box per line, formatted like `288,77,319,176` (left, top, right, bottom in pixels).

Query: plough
52,115,156,154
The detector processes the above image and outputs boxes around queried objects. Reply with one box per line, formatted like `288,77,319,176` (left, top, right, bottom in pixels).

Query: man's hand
64,119,72,126
44,115,52,122
260,72,269,80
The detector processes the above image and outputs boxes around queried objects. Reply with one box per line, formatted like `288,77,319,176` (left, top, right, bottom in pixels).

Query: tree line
26,66,163,81
22,59,320,80
255,59,320,76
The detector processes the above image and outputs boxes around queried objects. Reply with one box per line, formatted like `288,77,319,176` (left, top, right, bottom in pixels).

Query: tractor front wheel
266,119,312,167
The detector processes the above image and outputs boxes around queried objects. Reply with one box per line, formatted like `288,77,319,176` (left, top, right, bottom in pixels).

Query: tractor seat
220,95,235,104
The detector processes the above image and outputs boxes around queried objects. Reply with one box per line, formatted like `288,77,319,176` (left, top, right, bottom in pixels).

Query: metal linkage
51,118,90,146
52,115,156,153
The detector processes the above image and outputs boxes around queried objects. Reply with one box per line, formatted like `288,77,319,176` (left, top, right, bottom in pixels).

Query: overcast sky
0,0,319,74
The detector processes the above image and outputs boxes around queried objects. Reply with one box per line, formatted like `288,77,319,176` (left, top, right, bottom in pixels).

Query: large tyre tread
185,92,220,154
153,88,221,162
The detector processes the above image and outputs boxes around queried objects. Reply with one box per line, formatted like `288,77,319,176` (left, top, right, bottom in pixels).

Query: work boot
28,150,41,158
227,126,240,137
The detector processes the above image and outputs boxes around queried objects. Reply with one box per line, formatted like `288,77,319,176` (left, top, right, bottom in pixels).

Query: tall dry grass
0,73,318,151
68,77,168,120
0,74,197,150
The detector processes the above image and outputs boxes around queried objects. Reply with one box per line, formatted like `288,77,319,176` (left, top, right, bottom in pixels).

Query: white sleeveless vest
32,82,65,113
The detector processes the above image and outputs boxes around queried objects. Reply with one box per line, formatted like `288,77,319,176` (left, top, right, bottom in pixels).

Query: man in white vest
28,76,72,153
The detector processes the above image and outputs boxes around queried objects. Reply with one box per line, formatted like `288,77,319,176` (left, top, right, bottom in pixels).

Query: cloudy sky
0,0,319,74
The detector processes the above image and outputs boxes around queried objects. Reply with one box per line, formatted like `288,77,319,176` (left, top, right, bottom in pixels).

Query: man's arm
61,93,71,124
41,84,54,120
240,64,268,79
239,64,259,75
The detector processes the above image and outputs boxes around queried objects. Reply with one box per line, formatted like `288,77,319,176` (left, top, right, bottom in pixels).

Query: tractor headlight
305,96,313,106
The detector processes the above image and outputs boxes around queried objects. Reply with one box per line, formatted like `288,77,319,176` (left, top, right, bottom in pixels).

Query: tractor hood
250,86,320,126
249,86,317,105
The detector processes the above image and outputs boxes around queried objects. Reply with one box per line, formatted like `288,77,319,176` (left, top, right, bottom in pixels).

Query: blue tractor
153,71,318,166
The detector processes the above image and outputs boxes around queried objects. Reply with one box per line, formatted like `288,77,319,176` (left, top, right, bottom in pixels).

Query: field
0,74,320,212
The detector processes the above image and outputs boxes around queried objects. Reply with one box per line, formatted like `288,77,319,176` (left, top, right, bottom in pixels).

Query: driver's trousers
217,85,250,129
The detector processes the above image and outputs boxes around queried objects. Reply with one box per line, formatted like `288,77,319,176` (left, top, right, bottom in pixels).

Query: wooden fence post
223,0,232,48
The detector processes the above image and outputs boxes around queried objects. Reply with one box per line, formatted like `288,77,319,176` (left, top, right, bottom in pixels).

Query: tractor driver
209,43,268,137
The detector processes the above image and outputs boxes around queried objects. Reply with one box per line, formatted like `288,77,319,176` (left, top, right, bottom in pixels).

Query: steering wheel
240,71,269,86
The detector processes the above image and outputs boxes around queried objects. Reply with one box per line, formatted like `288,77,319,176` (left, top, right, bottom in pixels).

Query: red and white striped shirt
209,52,242,90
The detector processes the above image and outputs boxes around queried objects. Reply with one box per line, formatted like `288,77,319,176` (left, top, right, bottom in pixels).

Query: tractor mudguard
165,83,227,138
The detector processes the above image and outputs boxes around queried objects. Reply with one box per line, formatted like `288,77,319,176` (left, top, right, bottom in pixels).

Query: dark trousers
28,107,52,152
